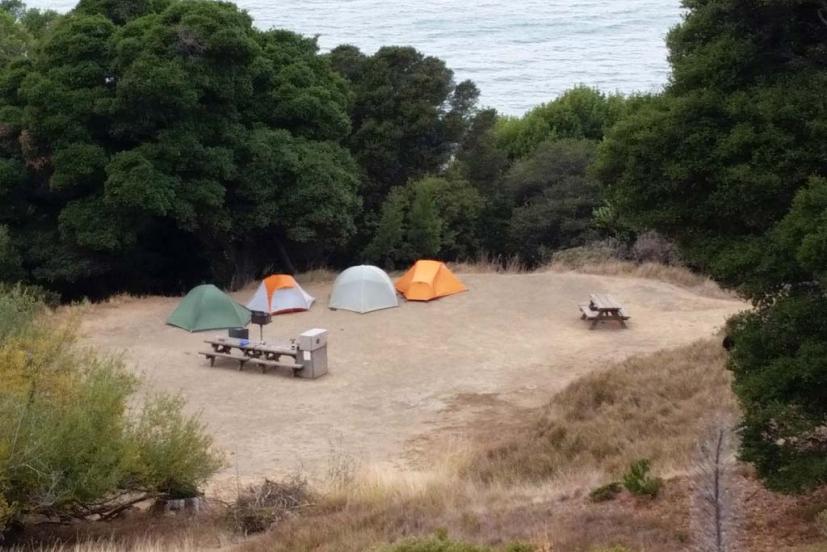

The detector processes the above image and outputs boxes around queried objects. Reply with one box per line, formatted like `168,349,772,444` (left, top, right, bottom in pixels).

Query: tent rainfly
166,284,251,332
246,274,315,315
395,260,467,301
329,265,399,314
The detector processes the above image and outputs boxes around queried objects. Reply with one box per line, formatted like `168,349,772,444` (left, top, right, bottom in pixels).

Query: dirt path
75,271,745,488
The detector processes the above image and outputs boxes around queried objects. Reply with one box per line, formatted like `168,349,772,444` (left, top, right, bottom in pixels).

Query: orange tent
246,274,315,314
395,260,467,301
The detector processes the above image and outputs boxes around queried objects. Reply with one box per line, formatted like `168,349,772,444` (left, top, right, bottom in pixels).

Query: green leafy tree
362,186,408,268
0,1,359,297
495,85,627,159
0,9,31,66
363,175,483,267
74,0,167,24
596,0,827,491
329,44,479,211
456,108,508,195
452,108,510,256
506,139,602,264
0,1,60,52
405,179,442,259
726,293,827,493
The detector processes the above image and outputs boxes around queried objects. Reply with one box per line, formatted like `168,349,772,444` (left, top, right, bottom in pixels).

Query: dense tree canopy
596,0,827,299
597,0,827,492
495,86,627,159
328,45,479,211
0,0,360,296
506,139,601,264
0,0,629,294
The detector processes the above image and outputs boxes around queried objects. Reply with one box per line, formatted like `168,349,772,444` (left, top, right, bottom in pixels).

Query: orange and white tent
246,274,315,314
395,260,467,301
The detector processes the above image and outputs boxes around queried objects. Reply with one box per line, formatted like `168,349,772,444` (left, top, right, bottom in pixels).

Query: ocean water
24,0,684,114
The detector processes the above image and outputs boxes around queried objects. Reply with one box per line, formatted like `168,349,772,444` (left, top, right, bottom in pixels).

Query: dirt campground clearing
74,270,745,490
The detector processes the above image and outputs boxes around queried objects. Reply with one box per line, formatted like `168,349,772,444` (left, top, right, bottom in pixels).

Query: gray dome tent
329,265,399,314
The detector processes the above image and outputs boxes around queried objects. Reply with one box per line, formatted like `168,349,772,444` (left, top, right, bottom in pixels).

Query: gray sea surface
25,0,684,114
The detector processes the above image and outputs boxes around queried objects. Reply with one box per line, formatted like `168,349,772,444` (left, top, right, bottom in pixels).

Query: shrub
816,509,827,538
379,533,533,552
622,459,663,498
0,284,43,340
229,476,312,535
0,226,23,283
626,231,679,265
589,481,622,502
0,288,222,537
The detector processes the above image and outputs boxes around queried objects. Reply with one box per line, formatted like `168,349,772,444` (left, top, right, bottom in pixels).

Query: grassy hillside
10,336,827,552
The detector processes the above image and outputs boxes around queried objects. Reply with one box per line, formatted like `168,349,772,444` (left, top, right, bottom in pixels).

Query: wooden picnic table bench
249,357,304,375
199,350,249,370
202,337,302,375
580,294,630,329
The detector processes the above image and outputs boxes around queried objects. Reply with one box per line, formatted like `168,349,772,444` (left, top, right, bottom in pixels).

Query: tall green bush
0,287,222,536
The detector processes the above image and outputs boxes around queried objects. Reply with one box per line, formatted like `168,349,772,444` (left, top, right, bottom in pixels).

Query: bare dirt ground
74,270,745,489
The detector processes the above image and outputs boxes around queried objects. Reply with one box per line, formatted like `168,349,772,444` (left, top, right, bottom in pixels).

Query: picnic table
200,337,304,375
578,293,630,329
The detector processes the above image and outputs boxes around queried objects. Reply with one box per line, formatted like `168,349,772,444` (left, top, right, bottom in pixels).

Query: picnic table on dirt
579,293,630,329
201,337,303,375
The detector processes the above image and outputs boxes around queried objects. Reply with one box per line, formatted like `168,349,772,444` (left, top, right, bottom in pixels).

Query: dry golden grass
548,260,731,299
6,507,234,551
294,268,338,283
11,539,202,552
227,338,738,552
464,338,737,485
454,248,730,300
21,337,827,552
452,254,527,274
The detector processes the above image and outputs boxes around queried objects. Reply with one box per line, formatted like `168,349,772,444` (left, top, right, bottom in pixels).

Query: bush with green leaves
0,287,222,537
589,481,622,502
622,459,662,498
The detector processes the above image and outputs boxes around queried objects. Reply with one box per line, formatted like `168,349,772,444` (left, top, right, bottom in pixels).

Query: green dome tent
166,284,251,332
